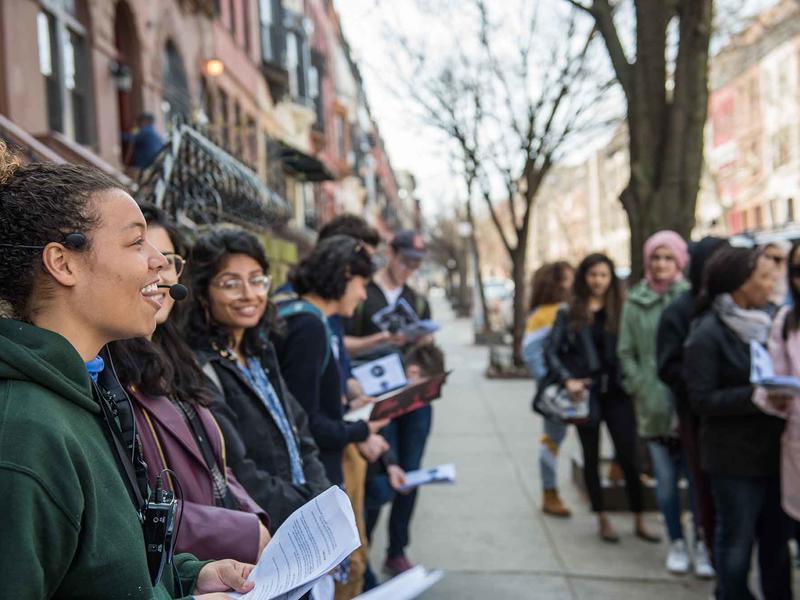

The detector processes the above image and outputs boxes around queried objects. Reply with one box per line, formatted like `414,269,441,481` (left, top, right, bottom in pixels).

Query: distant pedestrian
522,261,574,517
545,253,658,543
130,112,164,170
618,231,702,575
685,246,791,600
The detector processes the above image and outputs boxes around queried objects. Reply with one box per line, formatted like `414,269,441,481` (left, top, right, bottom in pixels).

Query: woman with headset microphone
0,142,253,599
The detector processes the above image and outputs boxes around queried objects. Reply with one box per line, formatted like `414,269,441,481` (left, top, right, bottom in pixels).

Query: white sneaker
694,541,715,579
666,539,690,574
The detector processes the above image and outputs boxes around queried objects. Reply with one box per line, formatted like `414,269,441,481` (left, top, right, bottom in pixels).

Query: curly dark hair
108,205,213,406
289,234,374,300
0,141,121,319
568,253,624,333
403,343,446,377
529,261,573,311
318,213,380,247
185,226,277,357
696,245,761,314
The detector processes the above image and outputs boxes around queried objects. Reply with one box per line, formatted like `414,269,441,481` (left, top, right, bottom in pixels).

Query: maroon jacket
129,387,269,563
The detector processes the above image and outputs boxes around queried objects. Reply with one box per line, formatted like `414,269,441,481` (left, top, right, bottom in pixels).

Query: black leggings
576,392,643,513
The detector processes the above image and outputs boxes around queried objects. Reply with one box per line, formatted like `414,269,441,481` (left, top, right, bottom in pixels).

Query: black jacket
544,307,624,394
684,311,784,477
656,290,693,415
272,312,369,485
195,341,330,530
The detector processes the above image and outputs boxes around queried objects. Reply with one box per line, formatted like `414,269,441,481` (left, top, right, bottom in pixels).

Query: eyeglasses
163,253,186,278
210,274,272,299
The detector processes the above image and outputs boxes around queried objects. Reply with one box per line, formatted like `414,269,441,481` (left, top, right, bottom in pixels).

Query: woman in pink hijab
618,231,712,578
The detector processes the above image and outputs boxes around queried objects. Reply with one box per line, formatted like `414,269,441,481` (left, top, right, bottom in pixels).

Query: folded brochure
750,340,800,393
398,463,456,493
231,486,360,600
354,565,444,599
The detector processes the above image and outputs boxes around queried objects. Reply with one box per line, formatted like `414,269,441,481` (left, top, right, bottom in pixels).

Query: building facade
0,0,408,243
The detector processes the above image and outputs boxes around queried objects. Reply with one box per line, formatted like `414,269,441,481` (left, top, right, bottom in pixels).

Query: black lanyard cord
93,381,147,515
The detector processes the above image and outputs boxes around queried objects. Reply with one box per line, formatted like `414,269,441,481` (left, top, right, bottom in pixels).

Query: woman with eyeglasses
272,235,391,486
685,246,790,599
106,206,271,564
187,227,331,529
753,241,800,574
0,143,253,598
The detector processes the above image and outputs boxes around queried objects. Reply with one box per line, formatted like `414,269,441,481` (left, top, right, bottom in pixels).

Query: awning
136,124,291,230
274,141,335,182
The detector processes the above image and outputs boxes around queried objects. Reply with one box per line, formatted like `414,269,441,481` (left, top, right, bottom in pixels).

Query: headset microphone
157,284,188,301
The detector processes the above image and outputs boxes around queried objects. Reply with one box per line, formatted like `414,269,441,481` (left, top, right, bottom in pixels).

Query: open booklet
231,486,360,600
397,463,456,493
750,340,800,393
353,565,444,599
344,371,450,423
370,298,440,341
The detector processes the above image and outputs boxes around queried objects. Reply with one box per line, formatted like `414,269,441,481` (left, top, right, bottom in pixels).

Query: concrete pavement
368,295,718,599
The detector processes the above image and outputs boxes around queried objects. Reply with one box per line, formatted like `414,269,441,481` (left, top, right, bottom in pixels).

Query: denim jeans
711,474,792,600
647,439,698,542
364,405,433,558
540,415,568,491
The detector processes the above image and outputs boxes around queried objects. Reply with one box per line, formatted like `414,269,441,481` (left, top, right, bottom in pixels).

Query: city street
370,295,718,599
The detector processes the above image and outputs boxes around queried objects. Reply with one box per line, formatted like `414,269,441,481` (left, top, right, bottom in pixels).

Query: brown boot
542,489,571,517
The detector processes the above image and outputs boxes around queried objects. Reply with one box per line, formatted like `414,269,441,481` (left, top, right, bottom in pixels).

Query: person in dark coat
545,253,658,544
106,206,271,563
186,227,331,530
684,245,791,600
656,235,728,574
272,235,390,485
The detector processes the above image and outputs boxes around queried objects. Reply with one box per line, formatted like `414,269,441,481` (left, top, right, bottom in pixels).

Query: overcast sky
336,0,781,222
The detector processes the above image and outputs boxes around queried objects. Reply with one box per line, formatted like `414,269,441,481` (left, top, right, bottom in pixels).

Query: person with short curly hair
0,142,252,598
273,235,391,486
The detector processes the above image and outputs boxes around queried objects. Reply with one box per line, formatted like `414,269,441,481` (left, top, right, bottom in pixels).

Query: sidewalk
368,295,717,599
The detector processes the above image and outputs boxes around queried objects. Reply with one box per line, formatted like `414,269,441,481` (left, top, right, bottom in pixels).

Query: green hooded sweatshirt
618,279,690,438
0,319,206,598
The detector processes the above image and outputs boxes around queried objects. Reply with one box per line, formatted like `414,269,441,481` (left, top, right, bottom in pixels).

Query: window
259,0,283,65
788,197,795,223
234,101,243,157
771,126,791,169
161,41,191,126
246,116,257,166
36,1,93,144
218,89,230,148
334,112,347,161
242,0,250,52
286,30,299,97
228,0,237,35
310,50,324,130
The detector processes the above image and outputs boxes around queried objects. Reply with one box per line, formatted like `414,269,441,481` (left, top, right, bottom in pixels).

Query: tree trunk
510,245,529,366
466,195,491,334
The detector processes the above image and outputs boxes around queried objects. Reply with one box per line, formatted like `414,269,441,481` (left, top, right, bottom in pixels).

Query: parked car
473,278,514,334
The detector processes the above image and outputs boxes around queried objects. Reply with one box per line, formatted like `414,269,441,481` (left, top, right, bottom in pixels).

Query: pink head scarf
643,230,688,295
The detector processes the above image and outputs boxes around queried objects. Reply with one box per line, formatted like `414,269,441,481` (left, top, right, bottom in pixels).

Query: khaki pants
335,444,369,600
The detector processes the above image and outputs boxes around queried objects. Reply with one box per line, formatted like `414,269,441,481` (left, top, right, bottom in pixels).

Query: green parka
0,319,206,598
618,279,690,438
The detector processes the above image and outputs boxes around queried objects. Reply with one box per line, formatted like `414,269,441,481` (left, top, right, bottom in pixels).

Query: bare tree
387,0,608,364
566,0,714,278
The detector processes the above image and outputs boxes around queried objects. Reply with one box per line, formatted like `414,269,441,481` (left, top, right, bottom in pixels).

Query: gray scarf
713,293,772,345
